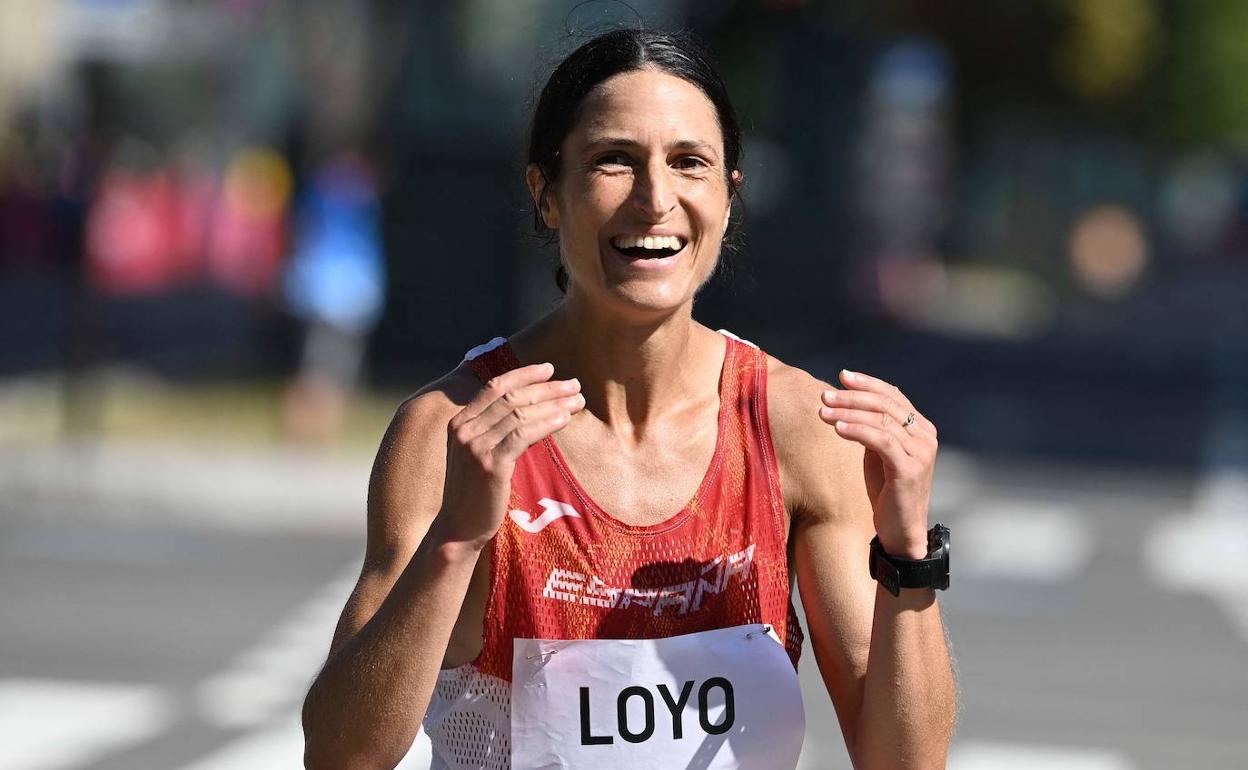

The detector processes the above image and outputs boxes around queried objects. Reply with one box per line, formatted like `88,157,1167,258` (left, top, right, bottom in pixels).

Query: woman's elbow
303,739,389,770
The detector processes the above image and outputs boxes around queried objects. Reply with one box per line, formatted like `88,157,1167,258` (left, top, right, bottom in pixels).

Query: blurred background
2,0,1246,768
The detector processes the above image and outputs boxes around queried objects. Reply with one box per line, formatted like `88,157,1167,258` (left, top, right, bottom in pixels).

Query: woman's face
530,68,737,317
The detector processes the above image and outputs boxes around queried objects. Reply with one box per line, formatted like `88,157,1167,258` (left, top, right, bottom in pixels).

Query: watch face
935,525,950,590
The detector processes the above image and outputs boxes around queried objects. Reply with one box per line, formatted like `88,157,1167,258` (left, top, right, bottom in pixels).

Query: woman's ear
723,169,742,234
526,164,559,229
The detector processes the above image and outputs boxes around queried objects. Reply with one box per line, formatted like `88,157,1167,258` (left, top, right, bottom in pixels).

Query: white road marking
0,441,370,534
180,555,443,768
956,501,1093,581
796,744,851,770
0,527,189,567
177,713,304,770
195,566,358,729
950,740,1136,770
176,711,433,770
0,678,176,770
1144,468,1248,641
185,561,435,768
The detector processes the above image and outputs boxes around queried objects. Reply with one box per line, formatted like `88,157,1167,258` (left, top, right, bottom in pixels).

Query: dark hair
527,28,744,292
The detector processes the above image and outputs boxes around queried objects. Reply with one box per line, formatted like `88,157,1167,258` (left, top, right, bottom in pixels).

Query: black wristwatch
868,524,950,597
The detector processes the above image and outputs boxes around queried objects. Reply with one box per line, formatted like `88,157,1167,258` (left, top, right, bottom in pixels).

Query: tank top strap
735,336,783,490
723,333,787,530
464,337,521,383
716,332,802,662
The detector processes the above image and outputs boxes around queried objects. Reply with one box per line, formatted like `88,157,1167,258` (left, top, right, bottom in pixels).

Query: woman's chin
593,280,693,316
565,258,713,316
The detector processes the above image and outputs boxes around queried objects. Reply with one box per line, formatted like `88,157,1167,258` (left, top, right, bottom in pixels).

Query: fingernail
822,389,836,402
569,377,580,388
842,369,859,381
835,420,848,430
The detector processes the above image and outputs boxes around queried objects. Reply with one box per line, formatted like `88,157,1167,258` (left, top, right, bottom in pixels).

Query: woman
302,28,956,770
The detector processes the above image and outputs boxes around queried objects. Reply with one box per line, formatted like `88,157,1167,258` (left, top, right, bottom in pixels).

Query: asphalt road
2,451,1246,770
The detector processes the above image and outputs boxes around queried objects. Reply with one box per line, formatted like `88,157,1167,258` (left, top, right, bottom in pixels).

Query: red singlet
423,331,803,769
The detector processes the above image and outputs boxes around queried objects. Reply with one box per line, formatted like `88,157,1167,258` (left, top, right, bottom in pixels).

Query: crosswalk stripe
175,711,433,770
0,678,175,770
950,740,1136,770
185,563,435,768
195,567,358,729
177,713,304,770
955,501,1093,582
1144,468,1248,642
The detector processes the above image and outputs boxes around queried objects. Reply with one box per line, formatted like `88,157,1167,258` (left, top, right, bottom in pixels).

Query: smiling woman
525,30,744,298
302,28,956,770
528,65,735,313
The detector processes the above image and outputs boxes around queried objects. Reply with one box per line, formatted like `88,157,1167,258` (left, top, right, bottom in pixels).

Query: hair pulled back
527,28,744,292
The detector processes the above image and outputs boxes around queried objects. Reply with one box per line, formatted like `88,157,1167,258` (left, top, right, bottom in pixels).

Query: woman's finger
457,377,582,442
839,369,916,412
451,362,558,428
821,388,911,429
821,387,935,441
490,396,586,463
470,393,585,457
830,418,914,473
839,371,938,437
819,406,918,454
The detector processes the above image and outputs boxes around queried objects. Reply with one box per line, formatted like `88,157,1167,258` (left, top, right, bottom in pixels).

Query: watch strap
869,526,950,597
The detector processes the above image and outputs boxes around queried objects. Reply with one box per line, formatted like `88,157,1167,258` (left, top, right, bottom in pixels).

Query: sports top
422,330,804,769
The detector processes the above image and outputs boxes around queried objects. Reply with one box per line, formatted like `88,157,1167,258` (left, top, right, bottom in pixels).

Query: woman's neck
512,297,718,442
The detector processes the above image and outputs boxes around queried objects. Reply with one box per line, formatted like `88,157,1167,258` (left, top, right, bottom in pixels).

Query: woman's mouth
609,234,687,260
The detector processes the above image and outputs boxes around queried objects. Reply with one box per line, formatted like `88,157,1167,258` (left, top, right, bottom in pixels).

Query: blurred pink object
205,147,291,297
86,169,193,294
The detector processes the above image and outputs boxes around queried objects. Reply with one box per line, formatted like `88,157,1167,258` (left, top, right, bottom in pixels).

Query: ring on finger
902,412,916,429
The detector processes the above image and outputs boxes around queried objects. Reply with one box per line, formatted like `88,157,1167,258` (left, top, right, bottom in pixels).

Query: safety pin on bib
525,649,560,661
744,624,772,640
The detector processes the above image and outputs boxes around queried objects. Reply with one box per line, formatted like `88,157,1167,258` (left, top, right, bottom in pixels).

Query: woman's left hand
818,369,938,559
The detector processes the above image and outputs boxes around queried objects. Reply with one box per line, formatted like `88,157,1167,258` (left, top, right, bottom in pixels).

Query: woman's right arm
301,362,583,770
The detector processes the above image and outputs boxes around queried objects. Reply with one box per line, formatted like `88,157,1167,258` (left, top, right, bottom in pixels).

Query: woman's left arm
770,362,957,769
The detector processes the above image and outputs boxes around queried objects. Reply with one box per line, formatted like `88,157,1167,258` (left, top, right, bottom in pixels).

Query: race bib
511,624,805,769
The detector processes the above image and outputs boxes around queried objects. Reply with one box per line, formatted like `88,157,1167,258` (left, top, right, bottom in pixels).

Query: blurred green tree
1159,0,1248,144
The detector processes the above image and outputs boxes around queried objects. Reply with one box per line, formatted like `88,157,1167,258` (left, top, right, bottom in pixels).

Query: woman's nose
631,163,675,219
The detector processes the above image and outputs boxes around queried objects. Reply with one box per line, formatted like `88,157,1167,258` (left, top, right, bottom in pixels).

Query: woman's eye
595,153,630,167
675,156,708,170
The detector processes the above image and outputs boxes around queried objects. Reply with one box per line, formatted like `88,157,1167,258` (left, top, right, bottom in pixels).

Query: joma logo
509,498,581,533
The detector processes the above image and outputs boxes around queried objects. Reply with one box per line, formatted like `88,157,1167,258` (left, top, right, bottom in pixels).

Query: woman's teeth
611,235,685,257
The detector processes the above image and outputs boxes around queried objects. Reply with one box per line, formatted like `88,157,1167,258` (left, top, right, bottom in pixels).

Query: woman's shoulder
393,360,480,433
714,330,837,442
763,352,834,439
366,359,484,518
762,351,863,517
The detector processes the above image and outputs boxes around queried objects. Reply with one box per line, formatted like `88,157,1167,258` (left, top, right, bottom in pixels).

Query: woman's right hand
435,362,584,550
